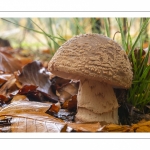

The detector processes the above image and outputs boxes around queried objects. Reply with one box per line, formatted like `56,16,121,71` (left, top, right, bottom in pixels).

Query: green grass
116,18,150,111
128,46,150,110
104,18,110,37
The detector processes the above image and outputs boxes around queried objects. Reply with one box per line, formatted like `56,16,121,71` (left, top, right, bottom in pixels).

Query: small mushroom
48,33,133,124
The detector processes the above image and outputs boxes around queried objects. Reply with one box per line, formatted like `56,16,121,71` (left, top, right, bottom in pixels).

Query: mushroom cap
48,33,133,89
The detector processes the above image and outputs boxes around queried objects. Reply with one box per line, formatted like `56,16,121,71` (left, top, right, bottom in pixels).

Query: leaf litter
0,46,150,132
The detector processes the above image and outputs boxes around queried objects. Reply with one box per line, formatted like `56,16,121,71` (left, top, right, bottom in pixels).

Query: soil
114,88,150,125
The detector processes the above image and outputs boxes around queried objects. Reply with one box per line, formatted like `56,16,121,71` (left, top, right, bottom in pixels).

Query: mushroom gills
76,79,119,124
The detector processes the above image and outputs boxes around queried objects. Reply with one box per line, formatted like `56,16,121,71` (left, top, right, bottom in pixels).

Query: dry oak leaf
0,100,66,132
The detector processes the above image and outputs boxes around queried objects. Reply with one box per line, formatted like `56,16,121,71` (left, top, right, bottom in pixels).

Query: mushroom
48,33,133,124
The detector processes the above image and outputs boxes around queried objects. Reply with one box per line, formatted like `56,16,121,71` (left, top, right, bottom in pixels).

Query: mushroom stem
75,79,119,124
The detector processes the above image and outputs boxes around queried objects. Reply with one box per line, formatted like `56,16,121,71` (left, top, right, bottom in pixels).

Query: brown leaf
0,74,12,86
62,95,77,112
18,85,58,103
0,51,22,73
0,100,51,114
42,49,51,54
18,85,38,94
0,115,66,132
61,99,69,109
0,100,66,132
0,117,12,126
61,82,79,95
11,94,29,103
68,95,77,112
102,124,131,132
68,122,104,132
57,81,79,103
0,74,18,98
17,61,59,102
135,126,150,132
0,95,8,106
15,56,33,66
0,117,12,132
57,90,72,103
51,76,70,90
17,61,49,91
60,124,68,132
130,120,150,132
47,103,61,114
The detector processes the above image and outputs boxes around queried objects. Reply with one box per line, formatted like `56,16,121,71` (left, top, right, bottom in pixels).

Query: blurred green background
0,18,149,51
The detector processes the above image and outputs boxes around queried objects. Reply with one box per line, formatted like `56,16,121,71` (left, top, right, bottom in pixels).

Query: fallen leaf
18,85,58,103
68,122,104,132
102,124,131,132
57,81,79,103
0,117,12,132
135,126,150,132
18,85,38,94
0,100,51,114
0,74,18,98
0,100,66,132
61,82,79,95
16,61,59,102
0,117,12,126
11,94,29,102
51,76,70,90
58,90,72,103
62,95,77,112
0,51,22,73
61,99,69,109
42,49,50,54
0,95,8,106
0,74,12,86
130,120,150,132
16,56,33,66
68,95,77,112
46,102,61,114
17,61,50,92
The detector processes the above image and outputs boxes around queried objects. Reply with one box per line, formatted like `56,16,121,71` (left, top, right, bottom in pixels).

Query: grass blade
128,18,150,57
74,18,85,34
104,18,110,37
116,18,127,50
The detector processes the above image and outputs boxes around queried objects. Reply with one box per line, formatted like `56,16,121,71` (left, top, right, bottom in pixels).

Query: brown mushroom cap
48,33,133,88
